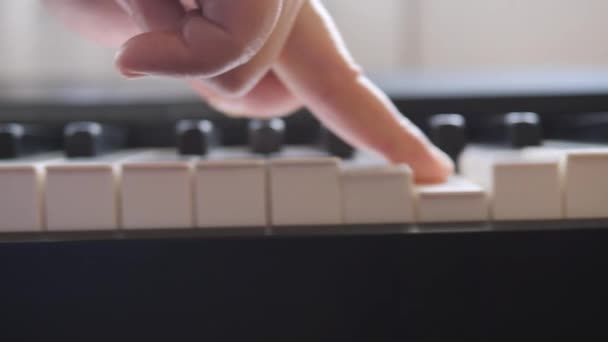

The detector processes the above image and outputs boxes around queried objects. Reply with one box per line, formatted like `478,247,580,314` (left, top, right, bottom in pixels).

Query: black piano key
248,119,285,155
63,122,127,158
0,123,61,159
176,119,216,156
555,112,608,143
319,127,355,159
504,112,542,148
0,123,24,159
428,113,467,163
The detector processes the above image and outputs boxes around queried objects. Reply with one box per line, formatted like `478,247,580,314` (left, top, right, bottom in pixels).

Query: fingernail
120,69,148,79
114,48,148,79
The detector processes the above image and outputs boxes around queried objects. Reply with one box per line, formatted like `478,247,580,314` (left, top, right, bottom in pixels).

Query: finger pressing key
111,0,452,182
274,0,453,183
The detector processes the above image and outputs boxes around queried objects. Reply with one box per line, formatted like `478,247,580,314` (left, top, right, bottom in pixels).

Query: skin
43,0,453,183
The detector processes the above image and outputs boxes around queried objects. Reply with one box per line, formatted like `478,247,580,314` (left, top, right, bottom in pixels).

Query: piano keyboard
2,113,608,236
3,76,608,342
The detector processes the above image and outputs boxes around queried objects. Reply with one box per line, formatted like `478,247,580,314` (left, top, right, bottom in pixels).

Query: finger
274,0,453,183
190,72,301,118
115,0,185,31
201,0,304,96
113,0,186,77
42,0,140,47
117,0,301,114
115,0,282,79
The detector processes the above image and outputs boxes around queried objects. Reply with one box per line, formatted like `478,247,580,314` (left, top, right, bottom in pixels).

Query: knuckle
207,71,256,98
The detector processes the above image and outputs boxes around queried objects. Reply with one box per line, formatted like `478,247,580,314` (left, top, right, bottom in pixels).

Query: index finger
274,0,453,183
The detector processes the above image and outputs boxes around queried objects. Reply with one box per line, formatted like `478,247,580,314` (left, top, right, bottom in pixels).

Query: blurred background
0,0,607,88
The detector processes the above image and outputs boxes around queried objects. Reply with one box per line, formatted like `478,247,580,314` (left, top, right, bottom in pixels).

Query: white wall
0,1,118,83
323,0,415,71
0,0,607,84
418,0,608,71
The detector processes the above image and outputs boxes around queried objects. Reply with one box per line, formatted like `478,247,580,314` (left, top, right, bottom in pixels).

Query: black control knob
0,123,25,159
504,112,542,148
176,119,216,156
248,119,285,155
0,123,61,159
428,113,467,163
64,122,127,158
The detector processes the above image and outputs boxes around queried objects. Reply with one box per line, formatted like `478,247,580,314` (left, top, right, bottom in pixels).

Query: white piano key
565,150,608,219
459,145,562,221
415,176,488,223
341,158,415,225
0,154,60,232
195,149,267,228
524,142,608,219
44,151,144,232
120,150,195,230
269,150,342,226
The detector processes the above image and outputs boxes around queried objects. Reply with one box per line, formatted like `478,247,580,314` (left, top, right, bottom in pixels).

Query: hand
43,0,453,182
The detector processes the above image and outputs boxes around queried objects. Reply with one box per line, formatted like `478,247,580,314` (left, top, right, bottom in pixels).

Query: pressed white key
524,142,608,219
341,156,415,224
415,176,488,223
120,150,195,230
459,145,562,221
269,150,342,226
0,154,60,232
44,151,144,232
196,149,267,228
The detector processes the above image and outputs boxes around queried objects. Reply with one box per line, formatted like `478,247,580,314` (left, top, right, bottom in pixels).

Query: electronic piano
2,70,608,341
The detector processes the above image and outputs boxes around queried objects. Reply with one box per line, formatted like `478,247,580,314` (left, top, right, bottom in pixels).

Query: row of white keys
45,148,270,231
0,153,62,232
340,141,608,224
123,147,342,228
121,148,453,228
5,142,606,232
459,145,562,221
0,148,490,231
119,148,342,228
523,141,608,219
44,150,148,231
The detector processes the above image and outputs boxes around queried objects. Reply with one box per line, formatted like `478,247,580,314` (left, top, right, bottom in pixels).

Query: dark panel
397,228,608,341
0,234,398,342
1,228,608,341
